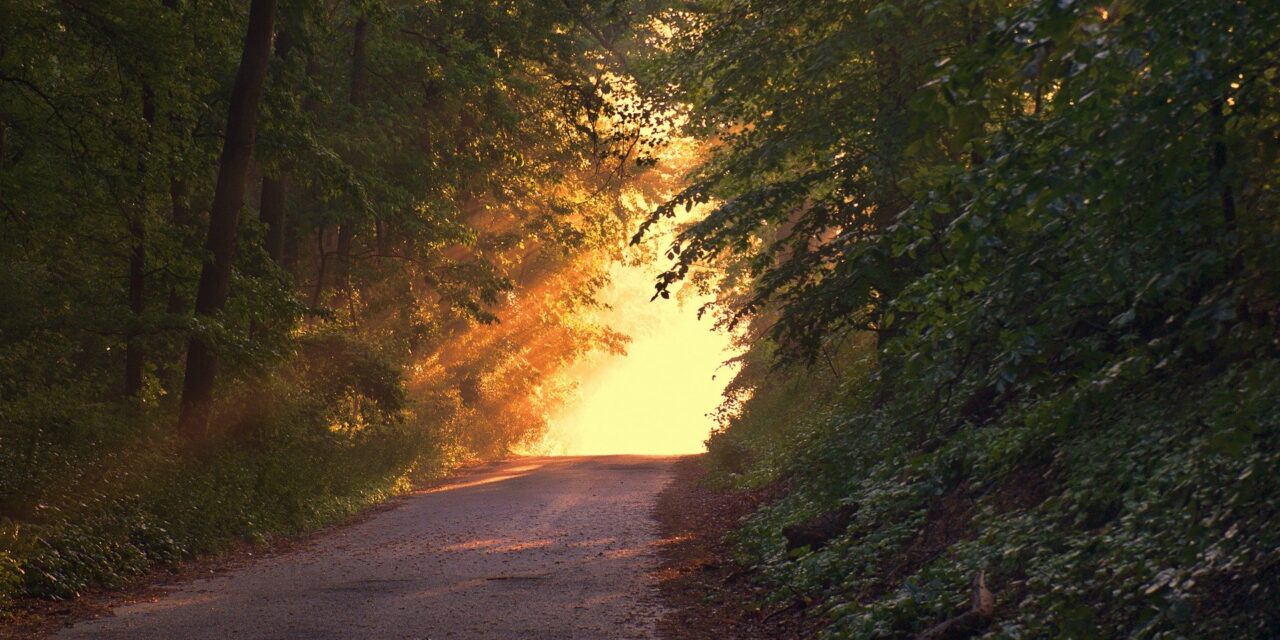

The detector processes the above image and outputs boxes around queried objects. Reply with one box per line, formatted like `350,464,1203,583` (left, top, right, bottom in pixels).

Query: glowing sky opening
529,259,739,456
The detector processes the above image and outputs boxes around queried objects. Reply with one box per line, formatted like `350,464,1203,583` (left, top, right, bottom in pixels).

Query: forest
1,0,1277,638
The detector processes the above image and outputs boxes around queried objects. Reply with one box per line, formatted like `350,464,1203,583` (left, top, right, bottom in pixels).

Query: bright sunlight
529,259,739,456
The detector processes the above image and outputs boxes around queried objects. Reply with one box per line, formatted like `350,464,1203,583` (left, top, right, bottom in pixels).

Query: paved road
58,456,678,640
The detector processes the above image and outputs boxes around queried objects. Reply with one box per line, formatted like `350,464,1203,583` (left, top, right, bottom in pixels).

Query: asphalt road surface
57,456,678,640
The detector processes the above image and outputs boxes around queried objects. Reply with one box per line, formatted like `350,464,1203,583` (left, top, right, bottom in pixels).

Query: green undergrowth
707,348,1280,639
0,331,457,609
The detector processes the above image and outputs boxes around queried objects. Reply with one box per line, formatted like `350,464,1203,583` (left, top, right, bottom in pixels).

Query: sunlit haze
527,259,739,456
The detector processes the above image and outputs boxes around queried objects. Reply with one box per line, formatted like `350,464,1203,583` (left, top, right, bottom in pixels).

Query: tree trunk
340,17,368,295
335,222,355,291
350,17,369,105
312,224,328,307
282,204,300,275
165,178,191,314
125,83,160,397
125,215,146,396
283,56,320,280
259,174,287,264
1211,98,1241,274
375,218,388,256
177,0,277,445
258,25,297,266
316,17,368,309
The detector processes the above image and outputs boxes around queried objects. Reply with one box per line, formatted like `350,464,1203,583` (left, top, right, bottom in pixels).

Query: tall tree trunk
350,17,369,105
375,218,387,256
321,18,369,309
125,84,159,397
1211,98,1239,269
160,0,188,316
259,174,287,264
177,0,277,445
125,215,147,396
258,26,296,266
312,224,328,307
340,15,369,282
165,178,191,314
335,222,355,292
282,56,319,280
282,203,300,276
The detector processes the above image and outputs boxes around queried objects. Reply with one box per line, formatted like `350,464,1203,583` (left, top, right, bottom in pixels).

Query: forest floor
653,457,818,640
6,456,676,640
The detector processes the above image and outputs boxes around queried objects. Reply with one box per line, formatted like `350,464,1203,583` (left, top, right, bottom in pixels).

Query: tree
177,0,278,444
633,0,988,361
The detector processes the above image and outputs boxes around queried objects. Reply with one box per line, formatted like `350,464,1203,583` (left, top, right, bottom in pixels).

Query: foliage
713,345,1280,639
667,0,1280,637
0,0,656,608
0,341,430,601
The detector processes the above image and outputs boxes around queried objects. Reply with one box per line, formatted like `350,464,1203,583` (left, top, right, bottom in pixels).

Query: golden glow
525,257,739,456
523,130,738,457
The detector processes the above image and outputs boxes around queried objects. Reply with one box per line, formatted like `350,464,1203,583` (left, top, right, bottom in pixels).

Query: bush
711,341,1280,639
0,331,439,606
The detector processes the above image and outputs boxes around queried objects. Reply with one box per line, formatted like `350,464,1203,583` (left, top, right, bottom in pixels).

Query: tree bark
350,17,369,105
165,178,191,314
375,218,388,256
319,17,368,308
312,224,328,307
177,0,277,445
282,203,300,275
258,25,296,266
159,0,187,316
125,82,160,397
335,222,355,291
312,20,368,309
1210,98,1241,274
339,16,369,291
259,174,287,263
125,215,146,396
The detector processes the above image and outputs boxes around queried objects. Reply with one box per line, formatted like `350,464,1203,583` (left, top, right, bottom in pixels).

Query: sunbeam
529,260,738,456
